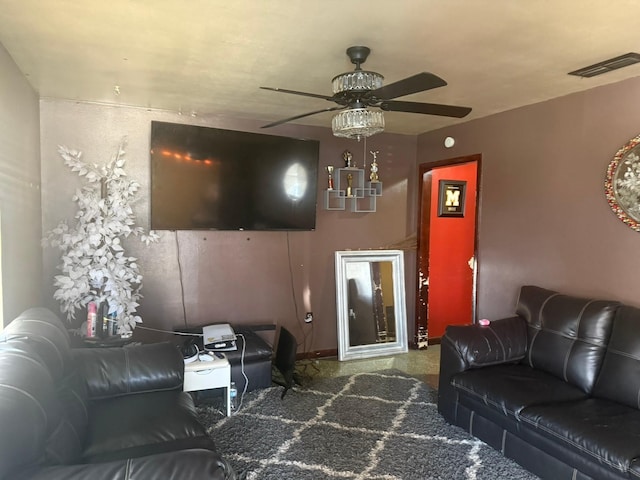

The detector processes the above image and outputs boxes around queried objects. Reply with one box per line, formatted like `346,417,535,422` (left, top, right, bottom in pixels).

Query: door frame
415,154,481,345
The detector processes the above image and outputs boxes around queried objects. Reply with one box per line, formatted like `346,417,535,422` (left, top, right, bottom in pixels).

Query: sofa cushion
520,398,640,478
74,342,184,399
83,390,215,463
52,370,89,458
516,285,618,393
593,305,640,408
11,449,235,480
452,363,587,420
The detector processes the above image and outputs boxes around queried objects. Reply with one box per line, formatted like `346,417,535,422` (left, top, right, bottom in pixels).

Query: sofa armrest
437,316,527,422
13,449,236,480
73,341,184,399
445,316,528,369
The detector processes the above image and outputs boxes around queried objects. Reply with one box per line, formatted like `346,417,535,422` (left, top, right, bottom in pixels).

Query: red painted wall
427,162,477,338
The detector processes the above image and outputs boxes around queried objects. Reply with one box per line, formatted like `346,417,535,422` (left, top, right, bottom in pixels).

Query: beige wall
40,100,418,351
418,76,640,320
0,43,42,326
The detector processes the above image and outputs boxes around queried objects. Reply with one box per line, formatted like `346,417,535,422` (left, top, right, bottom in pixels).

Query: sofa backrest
2,308,89,467
593,305,640,408
516,285,619,394
4,308,72,378
0,343,59,478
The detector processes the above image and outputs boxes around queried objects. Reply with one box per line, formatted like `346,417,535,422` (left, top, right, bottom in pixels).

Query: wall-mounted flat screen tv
150,121,319,231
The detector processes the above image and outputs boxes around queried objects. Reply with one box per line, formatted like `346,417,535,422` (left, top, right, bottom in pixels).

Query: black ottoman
225,326,273,392
176,324,274,394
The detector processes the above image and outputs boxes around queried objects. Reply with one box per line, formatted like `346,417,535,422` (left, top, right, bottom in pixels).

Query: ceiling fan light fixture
261,45,471,133
332,71,384,94
332,108,385,140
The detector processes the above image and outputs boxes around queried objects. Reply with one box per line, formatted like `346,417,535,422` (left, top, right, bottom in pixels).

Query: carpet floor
196,370,539,480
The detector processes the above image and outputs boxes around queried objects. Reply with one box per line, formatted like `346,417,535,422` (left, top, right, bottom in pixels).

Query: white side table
183,353,231,416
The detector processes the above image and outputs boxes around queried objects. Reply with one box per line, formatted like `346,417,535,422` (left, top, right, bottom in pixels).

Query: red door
416,156,479,342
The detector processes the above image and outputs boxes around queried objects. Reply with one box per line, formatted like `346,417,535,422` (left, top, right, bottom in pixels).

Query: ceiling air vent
568,53,640,78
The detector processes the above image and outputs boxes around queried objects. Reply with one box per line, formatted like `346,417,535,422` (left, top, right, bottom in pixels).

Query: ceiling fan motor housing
332,46,384,105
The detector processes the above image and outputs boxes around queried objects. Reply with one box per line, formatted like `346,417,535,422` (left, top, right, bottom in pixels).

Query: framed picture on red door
438,180,467,217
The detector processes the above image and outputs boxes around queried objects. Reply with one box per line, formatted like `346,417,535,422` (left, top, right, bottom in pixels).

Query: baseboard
297,342,440,360
297,348,337,360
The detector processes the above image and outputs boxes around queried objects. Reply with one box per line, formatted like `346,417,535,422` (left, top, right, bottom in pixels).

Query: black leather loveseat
0,308,235,480
439,285,640,480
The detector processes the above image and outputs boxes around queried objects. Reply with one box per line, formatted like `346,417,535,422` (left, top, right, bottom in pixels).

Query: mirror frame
605,132,640,232
335,249,408,361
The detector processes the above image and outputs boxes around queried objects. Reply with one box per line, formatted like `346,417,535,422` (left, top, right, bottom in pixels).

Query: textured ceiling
2,0,640,135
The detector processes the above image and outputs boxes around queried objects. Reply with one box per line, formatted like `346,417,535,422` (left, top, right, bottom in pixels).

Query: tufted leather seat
438,285,640,480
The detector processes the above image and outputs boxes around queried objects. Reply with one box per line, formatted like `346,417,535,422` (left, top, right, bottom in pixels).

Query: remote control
213,352,225,359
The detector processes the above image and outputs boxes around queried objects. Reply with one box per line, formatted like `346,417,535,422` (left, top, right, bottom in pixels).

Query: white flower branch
43,139,159,332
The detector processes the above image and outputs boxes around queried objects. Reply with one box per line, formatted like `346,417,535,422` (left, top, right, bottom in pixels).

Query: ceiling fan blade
262,106,346,128
370,72,447,100
260,86,334,101
380,100,472,118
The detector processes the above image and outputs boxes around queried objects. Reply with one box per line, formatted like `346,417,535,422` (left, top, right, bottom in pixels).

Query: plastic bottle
86,302,97,338
102,311,110,337
229,382,238,411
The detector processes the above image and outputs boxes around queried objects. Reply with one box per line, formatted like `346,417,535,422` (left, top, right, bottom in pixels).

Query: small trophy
346,173,354,197
343,150,355,168
369,150,380,182
327,166,334,190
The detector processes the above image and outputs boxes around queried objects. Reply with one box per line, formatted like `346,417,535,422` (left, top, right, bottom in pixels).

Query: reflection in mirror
335,250,408,361
346,261,395,346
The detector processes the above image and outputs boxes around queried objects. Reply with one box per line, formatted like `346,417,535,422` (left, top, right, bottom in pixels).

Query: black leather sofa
437,285,640,480
0,308,236,480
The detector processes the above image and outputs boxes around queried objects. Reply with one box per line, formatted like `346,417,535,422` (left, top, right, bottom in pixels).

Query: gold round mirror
605,133,640,232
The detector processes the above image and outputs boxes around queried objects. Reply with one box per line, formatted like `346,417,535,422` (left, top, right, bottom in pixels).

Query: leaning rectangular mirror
335,249,408,361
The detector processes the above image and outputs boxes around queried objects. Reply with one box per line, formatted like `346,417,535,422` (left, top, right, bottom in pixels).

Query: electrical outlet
304,312,313,323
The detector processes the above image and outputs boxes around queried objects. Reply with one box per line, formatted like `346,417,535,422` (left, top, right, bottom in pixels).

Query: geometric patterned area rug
196,370,539,480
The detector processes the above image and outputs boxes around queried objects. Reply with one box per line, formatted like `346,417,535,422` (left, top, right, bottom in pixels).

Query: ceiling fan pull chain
363,137,367,169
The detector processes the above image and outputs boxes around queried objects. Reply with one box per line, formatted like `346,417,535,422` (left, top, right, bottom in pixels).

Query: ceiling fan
260,45,472,139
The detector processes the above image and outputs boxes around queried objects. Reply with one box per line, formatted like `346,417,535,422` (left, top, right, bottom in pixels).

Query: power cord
234,333,249,413
284,232,321,383
136,324,248,414
136,325,203,336
285,232,312,354
174,231,249,411
174,231,188,329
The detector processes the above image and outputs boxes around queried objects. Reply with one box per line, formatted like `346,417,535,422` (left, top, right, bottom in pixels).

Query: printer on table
203,324,237,351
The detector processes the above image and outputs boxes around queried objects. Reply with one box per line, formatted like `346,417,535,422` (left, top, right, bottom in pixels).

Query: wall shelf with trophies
325,150,383,213
324,167,383,212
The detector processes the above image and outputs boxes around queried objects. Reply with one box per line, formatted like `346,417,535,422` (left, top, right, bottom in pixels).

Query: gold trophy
327,166,334,190
369,150,380,182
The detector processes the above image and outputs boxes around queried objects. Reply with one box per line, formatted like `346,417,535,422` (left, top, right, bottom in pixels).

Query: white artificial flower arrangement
43,139,159,333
